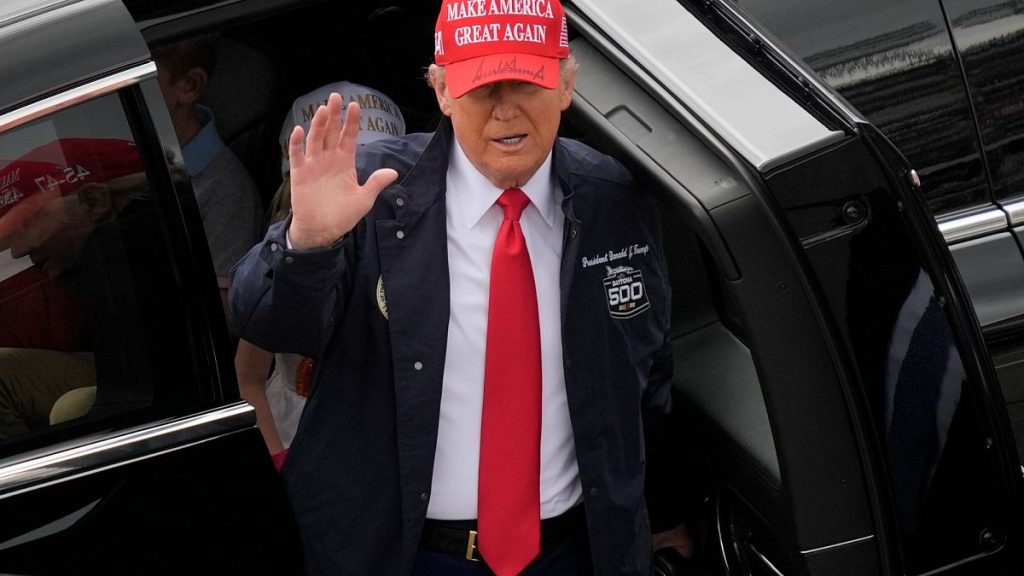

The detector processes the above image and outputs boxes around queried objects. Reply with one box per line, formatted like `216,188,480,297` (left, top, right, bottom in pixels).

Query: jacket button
270,242,279,252
589,487,600,497
414,361,423,371
420,492,429,501
396,230,405,240
396,198,406,207
284,256,294,264
570,228,577,239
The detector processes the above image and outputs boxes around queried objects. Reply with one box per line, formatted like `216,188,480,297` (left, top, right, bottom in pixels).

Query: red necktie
478,188,542,575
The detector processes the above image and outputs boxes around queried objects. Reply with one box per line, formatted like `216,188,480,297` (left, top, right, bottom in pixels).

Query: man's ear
429,65,453,117
179,66,210,105
559,67,576,112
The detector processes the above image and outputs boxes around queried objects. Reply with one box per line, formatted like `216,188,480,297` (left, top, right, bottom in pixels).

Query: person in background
151,35,263,283
0,138,146,438
234,81,405,467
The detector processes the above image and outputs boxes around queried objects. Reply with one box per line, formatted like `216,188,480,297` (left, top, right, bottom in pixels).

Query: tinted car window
0,91,200,455
944,0,1024,203
730,0,990,215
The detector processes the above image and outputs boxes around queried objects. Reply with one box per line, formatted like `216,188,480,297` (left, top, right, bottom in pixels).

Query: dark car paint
0,0,149,120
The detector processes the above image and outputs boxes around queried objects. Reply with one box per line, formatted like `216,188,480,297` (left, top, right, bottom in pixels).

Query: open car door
564,0,1024,574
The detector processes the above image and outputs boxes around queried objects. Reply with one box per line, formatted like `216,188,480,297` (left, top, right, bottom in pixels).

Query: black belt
421,506,586,562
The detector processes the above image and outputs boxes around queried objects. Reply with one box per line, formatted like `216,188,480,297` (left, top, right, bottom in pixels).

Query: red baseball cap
434,0,570,98
0,138,142,238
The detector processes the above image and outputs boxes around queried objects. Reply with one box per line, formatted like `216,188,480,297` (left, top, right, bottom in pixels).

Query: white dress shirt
426,140,582,520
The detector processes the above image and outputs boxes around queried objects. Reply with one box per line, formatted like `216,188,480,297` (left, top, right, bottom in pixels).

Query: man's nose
491,83,520,120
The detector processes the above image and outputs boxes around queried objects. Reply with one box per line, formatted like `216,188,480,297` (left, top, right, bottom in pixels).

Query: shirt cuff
284,226,346,251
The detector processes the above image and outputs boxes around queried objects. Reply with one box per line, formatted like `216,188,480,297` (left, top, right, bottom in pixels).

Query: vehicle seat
50,385,97,425
199,34,286,212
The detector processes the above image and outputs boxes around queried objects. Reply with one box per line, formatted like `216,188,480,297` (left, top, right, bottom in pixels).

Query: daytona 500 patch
603,265,650,319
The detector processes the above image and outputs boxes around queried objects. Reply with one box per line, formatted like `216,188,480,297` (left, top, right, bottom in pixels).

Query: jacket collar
382,118,583,227
379,119,453,220
553,136,582,228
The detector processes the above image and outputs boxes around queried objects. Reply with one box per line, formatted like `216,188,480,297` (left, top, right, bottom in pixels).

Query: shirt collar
182,105,225,177
448,138,557,230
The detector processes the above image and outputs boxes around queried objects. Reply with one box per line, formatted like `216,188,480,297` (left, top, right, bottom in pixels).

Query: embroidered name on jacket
603,265,650,319
376,275,389,320
581,243,650,268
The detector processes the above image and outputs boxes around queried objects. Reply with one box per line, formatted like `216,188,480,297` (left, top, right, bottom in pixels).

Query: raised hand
287,93,398,250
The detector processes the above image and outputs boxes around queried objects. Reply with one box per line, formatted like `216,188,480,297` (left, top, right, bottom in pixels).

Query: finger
323,93,344,151
339,101,363,160
362,168,399,197
306,103,330,157
288,125,306,174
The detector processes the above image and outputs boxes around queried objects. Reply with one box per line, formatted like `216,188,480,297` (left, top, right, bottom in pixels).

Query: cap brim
445,53,560,99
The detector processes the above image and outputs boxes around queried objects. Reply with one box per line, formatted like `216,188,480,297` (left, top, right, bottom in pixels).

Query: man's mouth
494,134,526,145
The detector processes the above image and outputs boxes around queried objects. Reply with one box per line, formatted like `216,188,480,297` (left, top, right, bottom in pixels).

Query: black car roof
0,0,149,116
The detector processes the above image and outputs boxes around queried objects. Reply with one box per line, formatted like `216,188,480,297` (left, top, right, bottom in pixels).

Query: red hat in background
0,159,64,218
0,138,143,238
434,0,570,98
18,138,143,189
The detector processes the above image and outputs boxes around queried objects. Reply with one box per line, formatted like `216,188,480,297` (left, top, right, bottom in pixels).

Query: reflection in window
882,270,1003,573
729,0,989,214
884,271,962,530
943,0,1024,201
0,95,154,446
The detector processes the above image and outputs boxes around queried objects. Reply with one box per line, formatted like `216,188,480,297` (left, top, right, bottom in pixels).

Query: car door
726,0,1024,474
938,0,1024,475
565,0,1023,574
0,1,300,573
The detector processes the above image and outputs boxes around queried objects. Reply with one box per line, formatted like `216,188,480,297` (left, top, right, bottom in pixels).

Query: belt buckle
465,530,480,562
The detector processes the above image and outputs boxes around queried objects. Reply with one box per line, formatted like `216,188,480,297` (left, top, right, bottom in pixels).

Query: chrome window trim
751,544,787,575
0,402,254,497
570,0,844,172
937,209,1007,244
1002,200,1024,227
0,62,157,134
801,533,875,555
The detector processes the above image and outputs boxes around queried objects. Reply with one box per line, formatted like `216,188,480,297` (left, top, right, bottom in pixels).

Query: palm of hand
287,93,398,250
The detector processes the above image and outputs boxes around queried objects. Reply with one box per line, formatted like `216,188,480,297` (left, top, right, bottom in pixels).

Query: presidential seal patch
376,275,389,320
603,265,650,318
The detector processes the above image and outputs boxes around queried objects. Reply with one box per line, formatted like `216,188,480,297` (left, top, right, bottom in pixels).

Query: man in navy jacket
229,0,686,573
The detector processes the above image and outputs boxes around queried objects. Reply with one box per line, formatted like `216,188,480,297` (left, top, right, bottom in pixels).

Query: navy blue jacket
229,121,673,575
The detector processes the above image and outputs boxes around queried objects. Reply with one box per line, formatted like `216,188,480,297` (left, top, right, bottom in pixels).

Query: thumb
363,168,399,196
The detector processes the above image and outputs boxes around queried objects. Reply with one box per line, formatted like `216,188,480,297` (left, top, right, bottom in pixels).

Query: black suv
0,1,1020,575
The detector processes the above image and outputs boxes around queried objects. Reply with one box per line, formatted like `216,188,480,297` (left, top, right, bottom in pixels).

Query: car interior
124,0,1021,574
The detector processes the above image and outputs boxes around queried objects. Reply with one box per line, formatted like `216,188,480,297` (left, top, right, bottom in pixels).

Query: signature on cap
472,56,546,83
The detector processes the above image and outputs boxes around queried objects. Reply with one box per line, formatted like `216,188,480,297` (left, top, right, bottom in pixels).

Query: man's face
8,194,93,275
432,66,575,189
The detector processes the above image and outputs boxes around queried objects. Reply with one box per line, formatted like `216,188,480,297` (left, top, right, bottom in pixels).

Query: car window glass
727,0,991,215
942,0,1024,203
0,92,189,456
